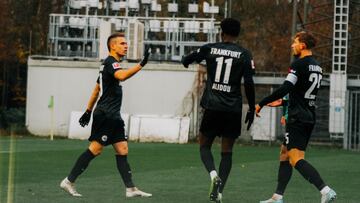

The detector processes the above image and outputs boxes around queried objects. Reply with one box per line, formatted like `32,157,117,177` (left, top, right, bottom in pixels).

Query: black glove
79,110,91,127
181,55,189,68
139,47,150,67
245,110,255,130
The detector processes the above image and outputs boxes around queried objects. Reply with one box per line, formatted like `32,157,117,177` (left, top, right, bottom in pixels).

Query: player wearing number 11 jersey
182,18,255,203
256,31,336,203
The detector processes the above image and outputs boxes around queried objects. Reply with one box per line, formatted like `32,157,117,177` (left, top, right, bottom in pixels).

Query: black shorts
200,109,242,138
283,122,314,151
89,109,127,146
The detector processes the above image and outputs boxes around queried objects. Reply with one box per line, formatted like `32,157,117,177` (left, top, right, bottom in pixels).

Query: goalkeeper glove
79,109,91,127
245,109,255,130
139,47,150,67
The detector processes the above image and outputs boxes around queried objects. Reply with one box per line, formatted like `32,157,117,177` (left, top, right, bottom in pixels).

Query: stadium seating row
59,16,217,34
68,0,218,14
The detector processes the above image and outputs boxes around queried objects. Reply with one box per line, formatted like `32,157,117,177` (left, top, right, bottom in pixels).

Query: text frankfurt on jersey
308,65,322,73
210,48,242,58
212,83,231,92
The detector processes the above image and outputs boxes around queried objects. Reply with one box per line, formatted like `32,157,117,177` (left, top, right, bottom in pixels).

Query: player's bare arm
86,83,100,111
267,99,283,107
78,83,100,127
114,47,150,81
256,81,294,117
114,64,142,81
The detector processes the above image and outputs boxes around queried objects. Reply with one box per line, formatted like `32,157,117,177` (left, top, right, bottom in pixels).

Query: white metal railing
48,13,221,60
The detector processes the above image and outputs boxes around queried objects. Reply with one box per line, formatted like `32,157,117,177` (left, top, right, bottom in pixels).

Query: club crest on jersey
101,135,108,142
112,62,121,69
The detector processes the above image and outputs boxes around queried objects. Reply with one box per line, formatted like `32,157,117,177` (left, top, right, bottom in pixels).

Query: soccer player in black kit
256,31,336,203
60,33,152,198
182,18,256,203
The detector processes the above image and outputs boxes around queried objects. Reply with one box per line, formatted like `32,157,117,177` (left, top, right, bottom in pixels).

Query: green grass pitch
0,136,359,203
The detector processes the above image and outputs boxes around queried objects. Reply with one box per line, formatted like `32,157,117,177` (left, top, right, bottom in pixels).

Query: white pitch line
6,133,16,203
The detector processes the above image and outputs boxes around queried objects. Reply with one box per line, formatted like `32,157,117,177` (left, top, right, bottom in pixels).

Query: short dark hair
294,31,317,49
220,18,241,37
107,32,125,51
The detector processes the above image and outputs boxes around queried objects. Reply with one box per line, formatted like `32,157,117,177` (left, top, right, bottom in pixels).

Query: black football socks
275,161,293,195
68,149,96,182
218,152,232,193
295,159,326,190
200,145,216,173
116,155,135,188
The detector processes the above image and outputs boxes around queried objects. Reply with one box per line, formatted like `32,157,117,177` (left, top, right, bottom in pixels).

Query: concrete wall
26,58,197,137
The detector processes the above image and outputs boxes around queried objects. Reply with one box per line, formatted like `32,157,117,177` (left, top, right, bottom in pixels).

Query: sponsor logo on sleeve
112,62,121,69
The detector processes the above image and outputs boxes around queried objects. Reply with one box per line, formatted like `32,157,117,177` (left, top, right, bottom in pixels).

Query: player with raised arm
182,18,256,203
60,33,152,198
256,31,336,203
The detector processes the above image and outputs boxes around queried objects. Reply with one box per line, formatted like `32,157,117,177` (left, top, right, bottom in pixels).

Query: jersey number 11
215,57,233,84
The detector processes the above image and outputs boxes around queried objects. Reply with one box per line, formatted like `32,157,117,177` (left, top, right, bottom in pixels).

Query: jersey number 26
304,73,322,99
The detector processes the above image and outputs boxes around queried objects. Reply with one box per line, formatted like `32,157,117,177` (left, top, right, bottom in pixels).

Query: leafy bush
0,107,27,134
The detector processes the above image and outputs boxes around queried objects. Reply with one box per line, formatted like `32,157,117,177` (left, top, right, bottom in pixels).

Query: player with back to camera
256,31,336,203
60,32,152,198
181,18,256,203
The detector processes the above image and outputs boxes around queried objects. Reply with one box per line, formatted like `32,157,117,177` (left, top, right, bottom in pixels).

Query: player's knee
221,143,234,153
289,157,300,167
221,151,232,160
288,149,305,167
200,144,211,151
113,141,129,155
279,153,289,161
279,145,289,161
117,145,128,155
89,147,102,156
88,142,103,155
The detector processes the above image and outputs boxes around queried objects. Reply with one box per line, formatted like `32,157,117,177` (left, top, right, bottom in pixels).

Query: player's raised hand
245,109,255,130
280,116,286,126
181,55,188,68
255,104,262,117
79,110,91,127
139,47,151,67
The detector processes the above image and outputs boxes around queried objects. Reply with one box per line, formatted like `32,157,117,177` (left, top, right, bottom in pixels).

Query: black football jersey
184,42,254,112
95,56,123,117
285,56,323,124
